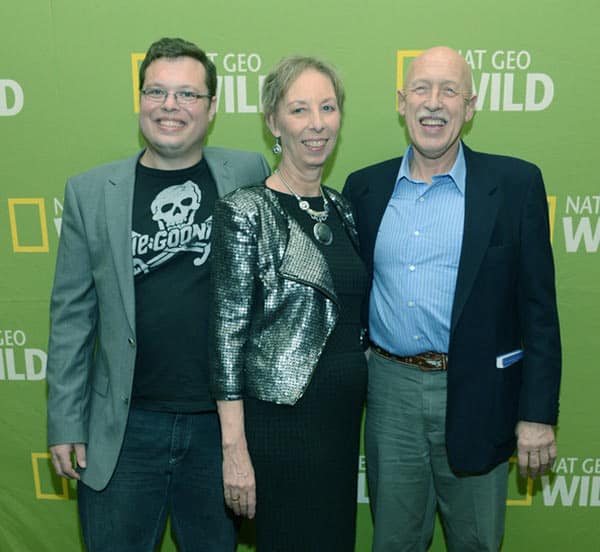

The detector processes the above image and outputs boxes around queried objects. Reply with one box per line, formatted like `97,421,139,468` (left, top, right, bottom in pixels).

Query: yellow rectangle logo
31,452,70,500
396,50,424,92
547,195,556,245
506,456,533,506
131,52,144,113
8,198,49,253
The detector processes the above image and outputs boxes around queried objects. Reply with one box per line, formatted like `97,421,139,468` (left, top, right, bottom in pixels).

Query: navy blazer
343,143,561,473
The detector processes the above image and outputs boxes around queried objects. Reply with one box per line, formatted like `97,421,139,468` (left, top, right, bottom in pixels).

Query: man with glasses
344,46,561,551
46,37,269,551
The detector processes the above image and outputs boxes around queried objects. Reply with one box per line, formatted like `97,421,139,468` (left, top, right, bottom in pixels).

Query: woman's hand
216,399,256,518
222,440,256,518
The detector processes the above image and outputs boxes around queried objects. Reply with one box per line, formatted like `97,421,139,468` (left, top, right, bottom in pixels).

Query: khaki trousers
366,350,508,552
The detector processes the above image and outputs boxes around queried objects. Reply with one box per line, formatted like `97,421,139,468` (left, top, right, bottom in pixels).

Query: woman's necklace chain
275,169,329,222
275,168,334,246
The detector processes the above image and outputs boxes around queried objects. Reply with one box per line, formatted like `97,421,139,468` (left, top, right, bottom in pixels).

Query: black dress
243,190,368,551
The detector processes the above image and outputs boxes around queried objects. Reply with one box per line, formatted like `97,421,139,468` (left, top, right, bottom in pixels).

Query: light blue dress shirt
369,143,466,356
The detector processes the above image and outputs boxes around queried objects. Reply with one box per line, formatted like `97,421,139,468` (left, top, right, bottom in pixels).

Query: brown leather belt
370,342,448,372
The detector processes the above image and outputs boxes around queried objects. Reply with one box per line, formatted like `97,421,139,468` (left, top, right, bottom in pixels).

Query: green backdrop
1,0,598,549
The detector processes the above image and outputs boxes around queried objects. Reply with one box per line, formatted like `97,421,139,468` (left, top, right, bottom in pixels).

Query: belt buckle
425,357,442,369
421,353,446,371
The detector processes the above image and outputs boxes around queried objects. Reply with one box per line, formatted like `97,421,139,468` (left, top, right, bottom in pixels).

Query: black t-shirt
130,158,217,412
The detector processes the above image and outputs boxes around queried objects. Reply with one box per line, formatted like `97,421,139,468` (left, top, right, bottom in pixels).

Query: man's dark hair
139,37,217,97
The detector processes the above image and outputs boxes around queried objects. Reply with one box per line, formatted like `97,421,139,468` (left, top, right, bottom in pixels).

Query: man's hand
516,421,556,478
49,443,87,480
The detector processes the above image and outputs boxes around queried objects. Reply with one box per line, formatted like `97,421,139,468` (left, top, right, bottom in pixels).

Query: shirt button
419,197,425,203
413,335,421,341
414,230,420,236
409,265,416,271
408,301,415,307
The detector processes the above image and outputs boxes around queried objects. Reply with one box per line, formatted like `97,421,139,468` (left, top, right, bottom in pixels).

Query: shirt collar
396,142,466,195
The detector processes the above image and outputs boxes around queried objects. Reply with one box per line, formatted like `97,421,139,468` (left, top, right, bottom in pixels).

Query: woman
209,56,367,551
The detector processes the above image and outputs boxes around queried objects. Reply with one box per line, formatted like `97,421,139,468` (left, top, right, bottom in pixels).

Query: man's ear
204,96,218,123
397,90,407,116
464,95,477,123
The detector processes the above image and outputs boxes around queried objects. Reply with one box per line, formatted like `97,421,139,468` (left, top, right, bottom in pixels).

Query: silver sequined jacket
209,184,360,405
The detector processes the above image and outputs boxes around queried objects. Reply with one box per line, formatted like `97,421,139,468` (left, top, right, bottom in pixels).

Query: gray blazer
46,147,270,490
209,185,360,406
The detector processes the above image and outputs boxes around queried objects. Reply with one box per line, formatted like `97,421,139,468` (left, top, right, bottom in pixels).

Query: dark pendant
299,200,310,211
313,222,333,245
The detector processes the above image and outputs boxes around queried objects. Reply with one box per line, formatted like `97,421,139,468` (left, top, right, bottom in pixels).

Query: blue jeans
366,350,508,552
78,408,236,552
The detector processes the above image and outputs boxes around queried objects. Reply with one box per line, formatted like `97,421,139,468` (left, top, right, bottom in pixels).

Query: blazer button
128,337,135,347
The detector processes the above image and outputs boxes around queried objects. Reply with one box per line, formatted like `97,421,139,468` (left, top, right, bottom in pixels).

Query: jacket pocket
492,361,521,446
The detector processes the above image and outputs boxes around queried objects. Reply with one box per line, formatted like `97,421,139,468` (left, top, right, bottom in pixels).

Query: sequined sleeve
209,193,259,400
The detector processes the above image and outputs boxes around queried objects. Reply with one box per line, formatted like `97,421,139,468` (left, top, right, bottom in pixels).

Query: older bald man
344,46,561,551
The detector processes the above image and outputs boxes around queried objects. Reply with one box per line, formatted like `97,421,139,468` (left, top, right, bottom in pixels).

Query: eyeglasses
404,84,473,104
407,85,461,99
140,88,212,105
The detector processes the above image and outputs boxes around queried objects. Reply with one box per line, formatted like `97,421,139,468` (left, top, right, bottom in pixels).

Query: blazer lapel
265,189,337,303
450,147,500,333
363,161,399,270
279,219,337,303
327,190,359,251
105,155,138,333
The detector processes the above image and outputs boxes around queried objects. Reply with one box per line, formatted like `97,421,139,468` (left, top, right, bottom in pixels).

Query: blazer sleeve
517,166,561,424
342,172,359,209
46,179,97,446
209,193,258,400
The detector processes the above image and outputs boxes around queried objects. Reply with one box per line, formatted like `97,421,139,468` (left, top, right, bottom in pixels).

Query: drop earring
272,137,282,155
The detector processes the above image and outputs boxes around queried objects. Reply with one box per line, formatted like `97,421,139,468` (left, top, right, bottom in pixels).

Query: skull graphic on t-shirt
132,180,212,276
